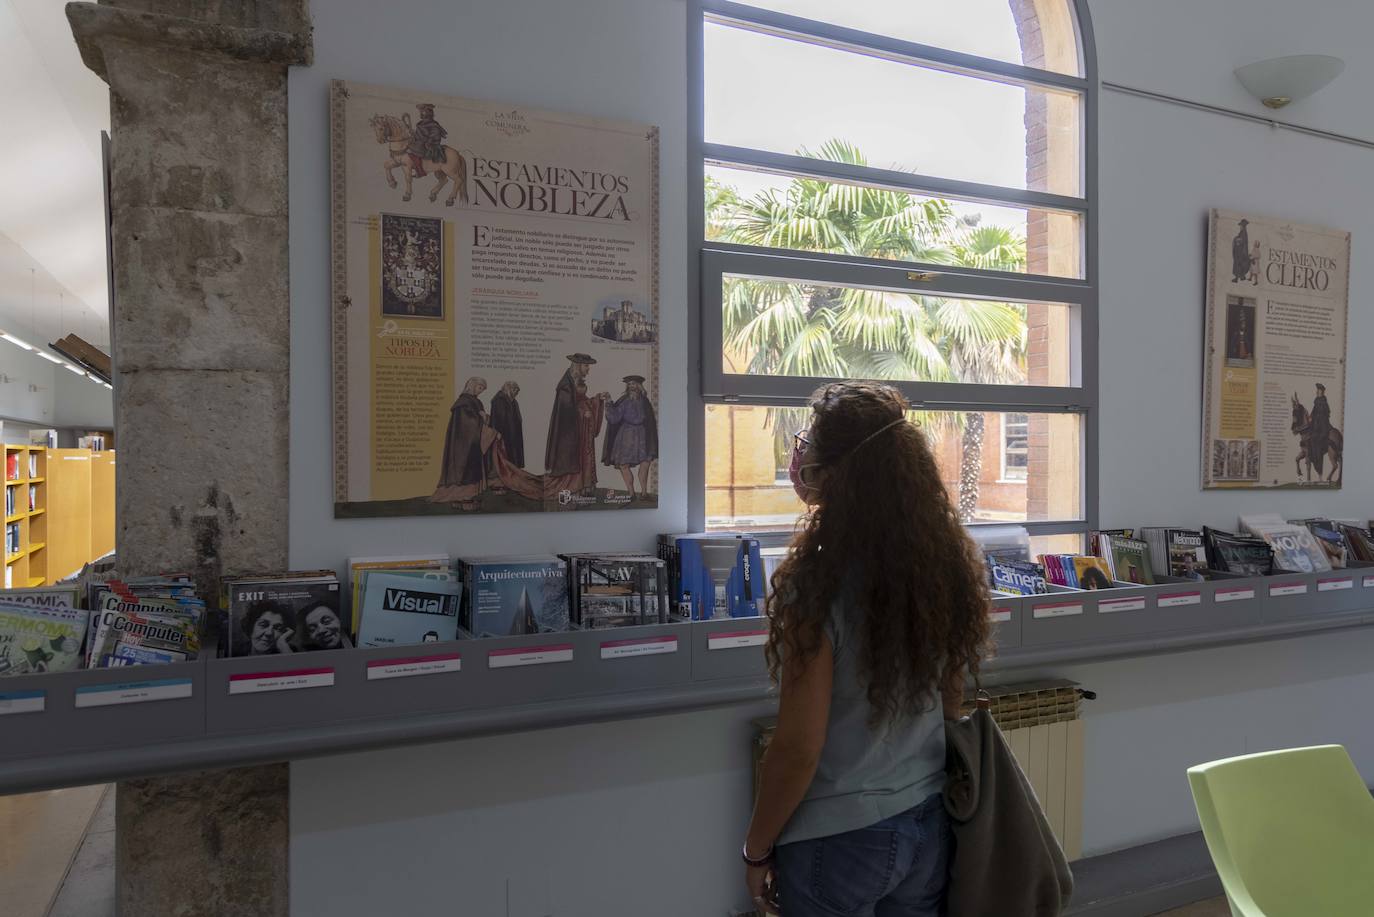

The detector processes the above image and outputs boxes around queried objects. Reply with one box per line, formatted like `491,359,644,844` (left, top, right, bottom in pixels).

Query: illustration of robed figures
602,376,658,500
433,378,491,507
490,383,525,468
1309,388,1332,471
545,355,605,494
1231,219,1252,283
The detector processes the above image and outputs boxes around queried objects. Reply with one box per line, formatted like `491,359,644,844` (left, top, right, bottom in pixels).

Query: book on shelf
657,533,766,621
1072,555,1116,590
458,555,569,638
1098,533,1154,585
562,553,670,629
4,486,13,516
356,570,460,649
1140,528,1209,580
0,602,88,676
1202,527,1273,576
27,485,36,512
27,454,36,477
224,574,344,655
990,560,1047,596
4,453,17,482
1089,528,1133,559
346,554,449,634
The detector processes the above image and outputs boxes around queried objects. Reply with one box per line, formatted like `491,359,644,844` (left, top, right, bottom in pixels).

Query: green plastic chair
1188,745,1374,916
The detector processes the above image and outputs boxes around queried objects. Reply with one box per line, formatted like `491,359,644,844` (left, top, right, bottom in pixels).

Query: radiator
751,678,1086,862
980,679,1086,861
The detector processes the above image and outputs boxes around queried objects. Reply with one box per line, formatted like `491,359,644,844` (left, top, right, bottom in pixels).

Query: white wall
289,1,1374,912
0,231,111,432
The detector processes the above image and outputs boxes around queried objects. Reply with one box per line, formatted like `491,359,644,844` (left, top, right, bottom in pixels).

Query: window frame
688,0,1099,542
1000,412,1031,484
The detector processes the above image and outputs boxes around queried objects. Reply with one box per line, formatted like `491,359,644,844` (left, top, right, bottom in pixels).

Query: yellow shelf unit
3,445,50,589
3,446,112,590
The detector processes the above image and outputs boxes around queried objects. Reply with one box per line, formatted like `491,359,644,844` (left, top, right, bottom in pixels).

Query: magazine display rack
4,576,1374,794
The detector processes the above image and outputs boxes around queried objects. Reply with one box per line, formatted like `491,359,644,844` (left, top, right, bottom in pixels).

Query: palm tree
708,141,1027,520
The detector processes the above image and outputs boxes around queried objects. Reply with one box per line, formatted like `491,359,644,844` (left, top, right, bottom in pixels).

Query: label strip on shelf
1032,602,1083,620
0,689,45,715
1363,575,1374,589
1158,590,1202,608
1215,587,1255,603
989,607,1013,623
76,678,193,708
707,629,768,650
366,653,462,680
600,635,679,660
228,667,335,695
488,644,574,669
1269,582,1308,598
1098,595,1146,614
1318,577,1354,592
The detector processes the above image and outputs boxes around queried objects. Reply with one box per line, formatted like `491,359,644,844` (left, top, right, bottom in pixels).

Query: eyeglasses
792,429,812,450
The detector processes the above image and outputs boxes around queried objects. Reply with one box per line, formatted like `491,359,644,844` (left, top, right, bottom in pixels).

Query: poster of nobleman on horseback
1202,209,1351,489
330,80,660,518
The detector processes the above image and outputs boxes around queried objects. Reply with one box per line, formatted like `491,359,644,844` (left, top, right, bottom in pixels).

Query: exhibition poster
330,80,660,517
1202,209,1350,489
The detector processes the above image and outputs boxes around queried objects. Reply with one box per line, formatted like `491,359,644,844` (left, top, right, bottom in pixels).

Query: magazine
92,607,203,668
1339,524,1374,563
1141,528,1209,580
459,556,569,638
1101,535,1154,585
346,554,449,633
0,585,81,610
563,554,670,629
356,571,460,648
1203,527,1274,576
658,534,766,620
0,603,87,675
1289,518,1348,569
1072,556,1116,590
225,576,344,656
89,593,203,668
1262,525,1331,574
990,560,1047,596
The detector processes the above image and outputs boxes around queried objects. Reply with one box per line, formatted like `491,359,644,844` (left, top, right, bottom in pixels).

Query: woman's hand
745,863,779,915
275,629,296,654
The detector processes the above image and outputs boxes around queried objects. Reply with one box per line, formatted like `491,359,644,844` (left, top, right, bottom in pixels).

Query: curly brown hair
766,380,990,725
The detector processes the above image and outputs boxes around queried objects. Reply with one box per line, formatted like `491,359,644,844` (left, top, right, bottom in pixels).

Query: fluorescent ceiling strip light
103,382,113,390
62,363,86,376
34,350,63,364
1,332,33,351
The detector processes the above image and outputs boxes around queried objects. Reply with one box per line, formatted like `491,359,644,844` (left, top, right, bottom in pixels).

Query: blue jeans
775,793,951,917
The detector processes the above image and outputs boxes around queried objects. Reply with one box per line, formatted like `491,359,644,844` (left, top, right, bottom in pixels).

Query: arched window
690,0,1097,551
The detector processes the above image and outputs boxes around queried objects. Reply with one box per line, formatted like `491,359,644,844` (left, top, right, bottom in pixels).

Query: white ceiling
0,0,110,345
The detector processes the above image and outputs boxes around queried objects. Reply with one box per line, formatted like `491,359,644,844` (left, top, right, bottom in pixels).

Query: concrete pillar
65,2,310,914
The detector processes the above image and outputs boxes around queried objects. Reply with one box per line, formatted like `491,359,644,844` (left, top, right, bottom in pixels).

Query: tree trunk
958,412,985,522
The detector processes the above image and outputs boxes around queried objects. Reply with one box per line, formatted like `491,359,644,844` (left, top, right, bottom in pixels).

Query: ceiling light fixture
1234,54,1345,109
34,350,63,364
103,382,113,390
62,363,87,376
1,332,33,351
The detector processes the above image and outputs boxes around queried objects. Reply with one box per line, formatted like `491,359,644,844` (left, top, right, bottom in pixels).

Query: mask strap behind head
846,416,906,456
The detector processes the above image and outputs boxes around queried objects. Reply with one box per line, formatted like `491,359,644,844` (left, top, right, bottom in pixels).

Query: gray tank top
777,603,947,845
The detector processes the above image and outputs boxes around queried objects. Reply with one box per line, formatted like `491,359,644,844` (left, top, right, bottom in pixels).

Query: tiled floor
0,784,107,917
48,789,115,917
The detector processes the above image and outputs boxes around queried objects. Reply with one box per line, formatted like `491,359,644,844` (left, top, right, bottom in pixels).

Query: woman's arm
745,636,834,857
941,662,966,720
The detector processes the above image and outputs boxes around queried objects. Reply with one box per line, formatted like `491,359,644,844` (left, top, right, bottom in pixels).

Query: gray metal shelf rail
4,572,1374,794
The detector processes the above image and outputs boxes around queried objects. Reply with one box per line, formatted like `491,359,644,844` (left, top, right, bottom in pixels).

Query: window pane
721,275,1075,387
705,405,1082,531
706,165,1083,279
705,22,1082,196
727,0,1083,77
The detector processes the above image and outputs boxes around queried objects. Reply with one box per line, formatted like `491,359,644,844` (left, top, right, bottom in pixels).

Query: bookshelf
47,448,94,584
4,445,47,589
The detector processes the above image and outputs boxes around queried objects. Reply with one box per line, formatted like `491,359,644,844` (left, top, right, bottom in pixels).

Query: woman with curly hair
742,381,991,917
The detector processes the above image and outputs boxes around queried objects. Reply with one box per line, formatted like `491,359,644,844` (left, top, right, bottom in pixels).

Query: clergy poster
1202,209,1350,489
330,81,659,517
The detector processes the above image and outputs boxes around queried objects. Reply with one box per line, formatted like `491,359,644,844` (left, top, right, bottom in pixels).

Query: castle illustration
591,300,657,344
